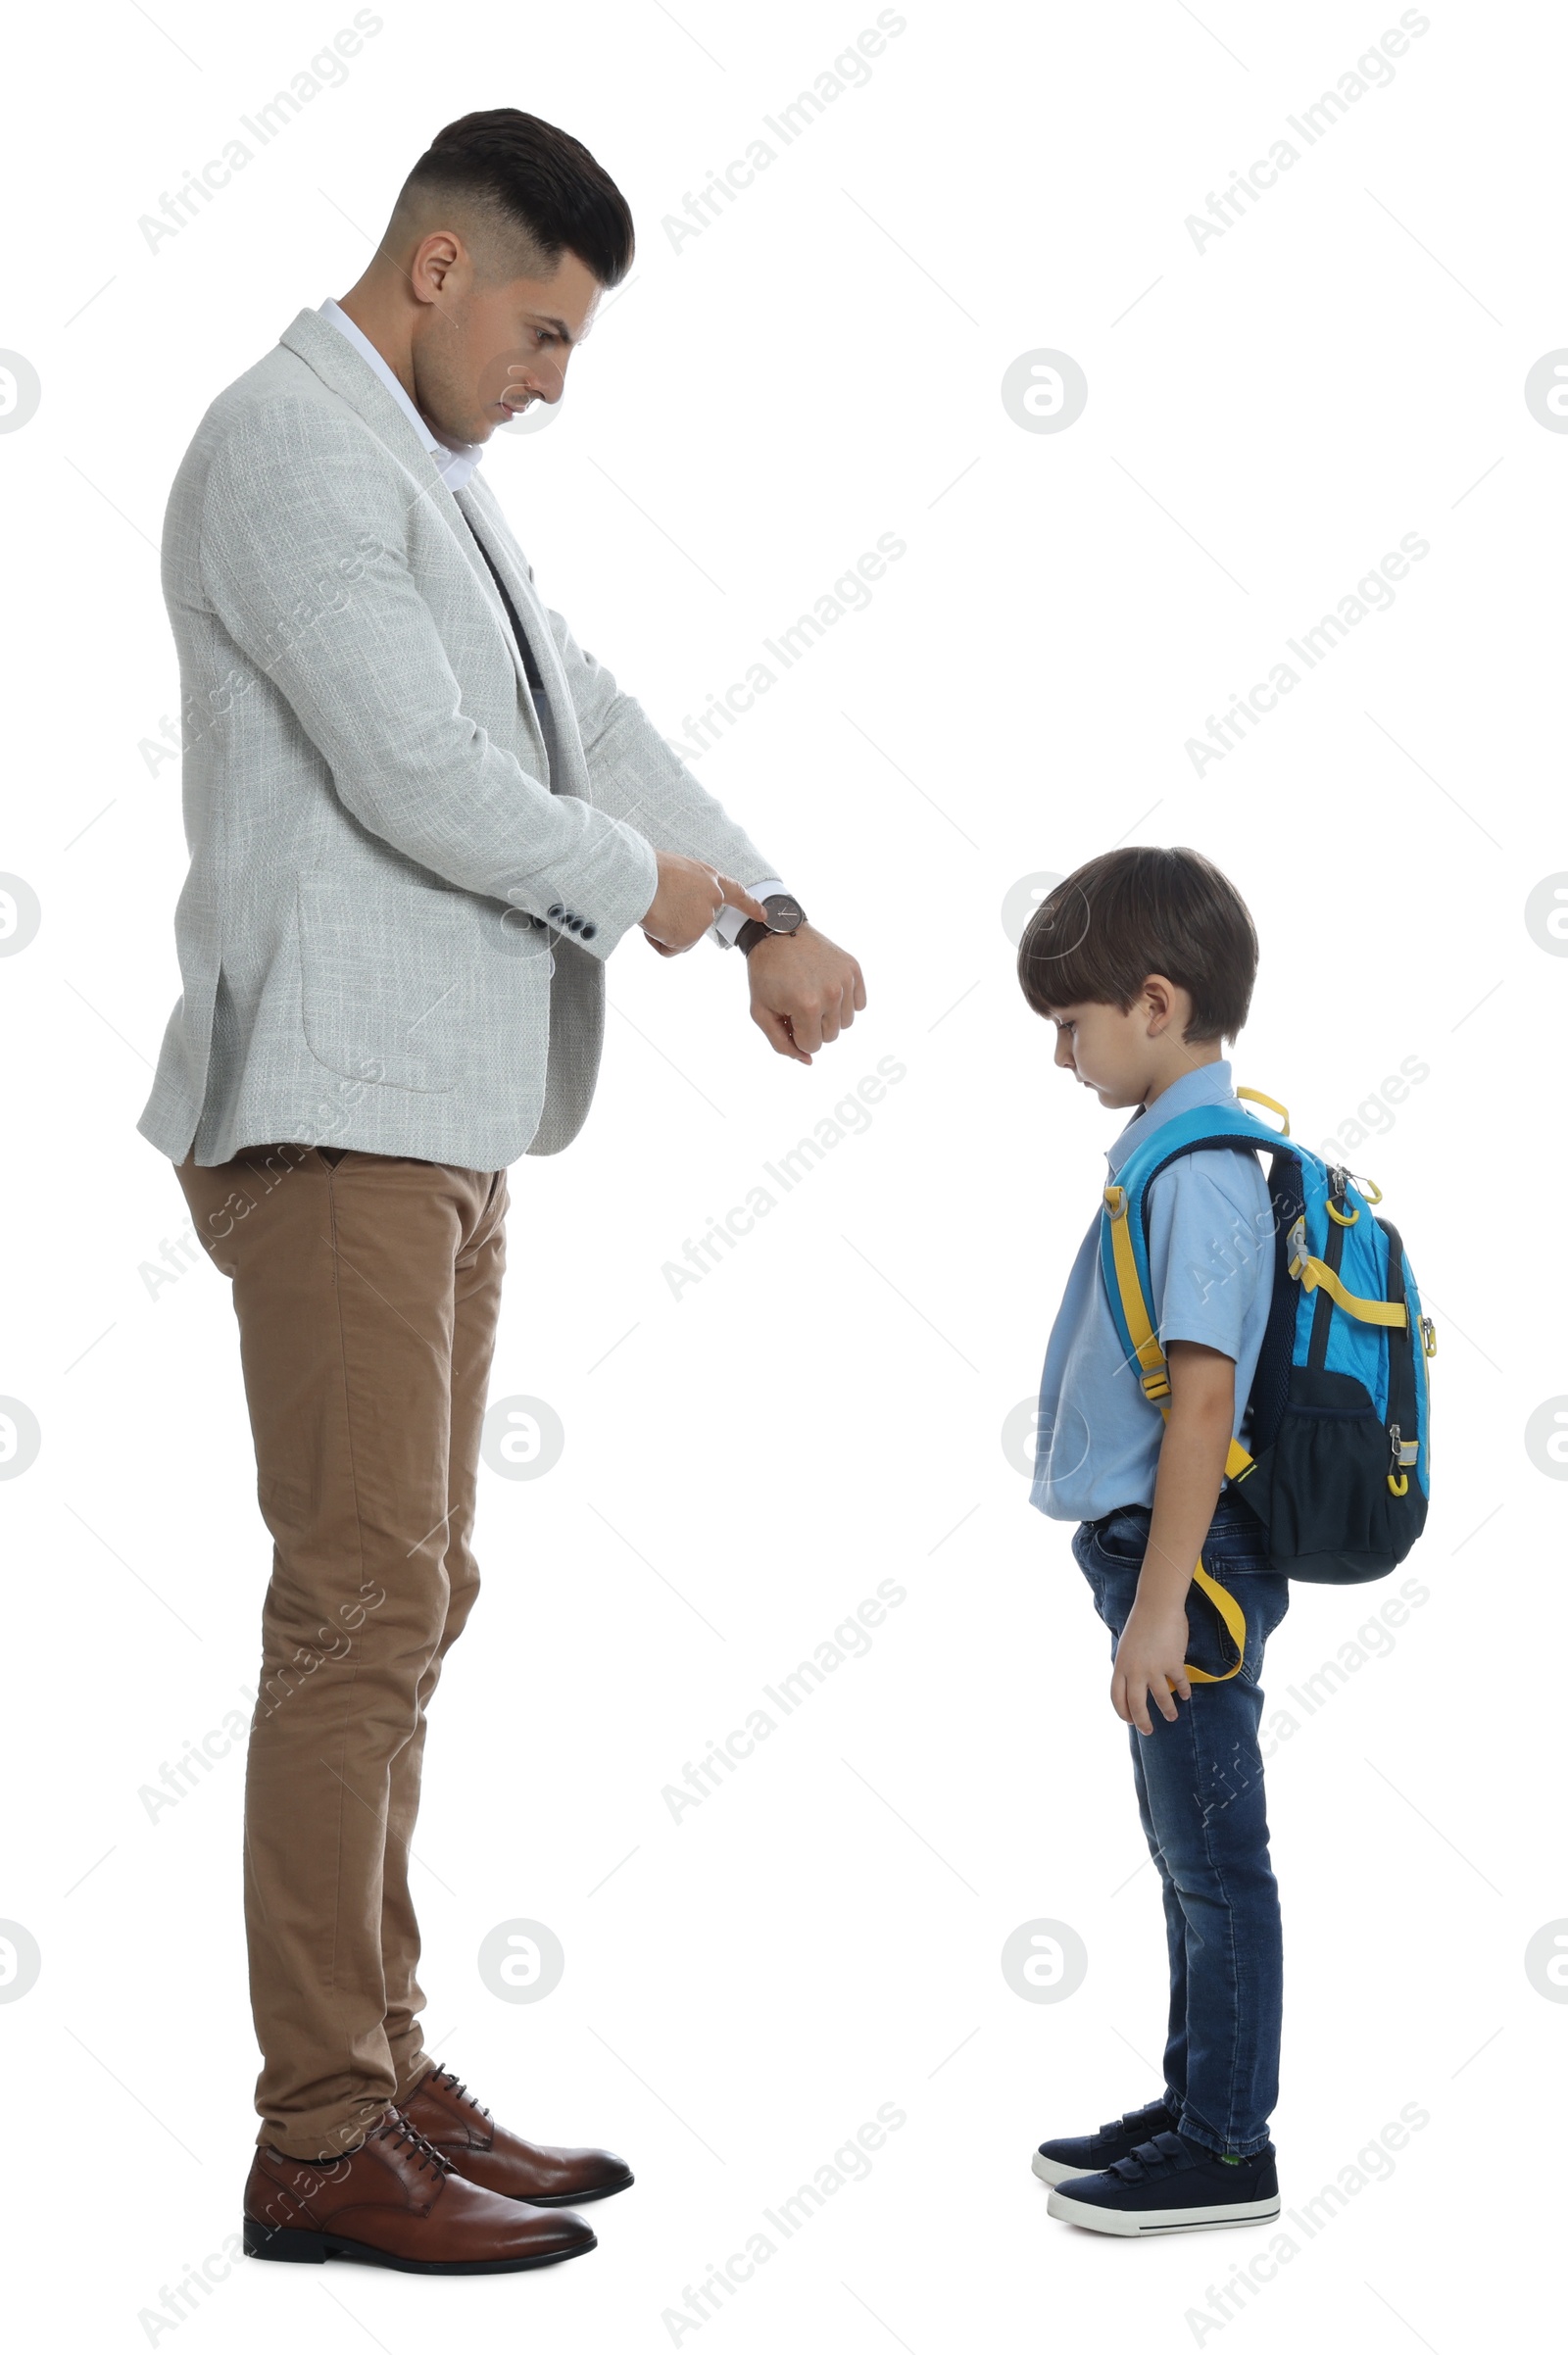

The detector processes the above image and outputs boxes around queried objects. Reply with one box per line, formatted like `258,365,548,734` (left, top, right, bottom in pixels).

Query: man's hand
1111,1600,1194,1735
746,924,866,1063
642,852,768,956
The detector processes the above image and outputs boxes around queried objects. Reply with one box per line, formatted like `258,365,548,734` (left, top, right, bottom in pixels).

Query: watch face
764,895,806,934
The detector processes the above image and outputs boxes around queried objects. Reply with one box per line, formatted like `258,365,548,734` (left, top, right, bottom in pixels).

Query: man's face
410,242,603,448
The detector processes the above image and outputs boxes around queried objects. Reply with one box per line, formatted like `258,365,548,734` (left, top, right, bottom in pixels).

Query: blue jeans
1071,1495,1289,2158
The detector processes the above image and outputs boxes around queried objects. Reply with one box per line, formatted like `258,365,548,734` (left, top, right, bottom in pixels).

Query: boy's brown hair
1016,846,1258,1043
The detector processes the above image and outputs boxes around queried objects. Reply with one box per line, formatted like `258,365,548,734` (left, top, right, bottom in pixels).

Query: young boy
1020,845,1288,2236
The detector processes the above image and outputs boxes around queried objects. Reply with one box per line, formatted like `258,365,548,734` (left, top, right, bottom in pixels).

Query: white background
1,2,1562,2347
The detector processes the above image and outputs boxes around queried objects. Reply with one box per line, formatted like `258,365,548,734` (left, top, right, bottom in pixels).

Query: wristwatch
736,893,808,956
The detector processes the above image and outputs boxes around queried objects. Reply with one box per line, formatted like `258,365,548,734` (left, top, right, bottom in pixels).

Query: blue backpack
1099,1087,1434,1681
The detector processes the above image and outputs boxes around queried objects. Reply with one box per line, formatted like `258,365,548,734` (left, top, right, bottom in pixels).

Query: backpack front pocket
1249,1366,1423,1581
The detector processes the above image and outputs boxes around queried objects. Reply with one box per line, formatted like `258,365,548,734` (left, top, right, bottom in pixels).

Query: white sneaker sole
1031,2150,1078,2186
1046,2184,1281,2235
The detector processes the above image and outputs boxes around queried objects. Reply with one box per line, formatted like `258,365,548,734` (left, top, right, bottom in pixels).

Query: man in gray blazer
140,107,864,2278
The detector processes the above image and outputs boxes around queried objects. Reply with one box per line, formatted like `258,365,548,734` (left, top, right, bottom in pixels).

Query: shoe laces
430,2066,491,2123
376,2108,455,2177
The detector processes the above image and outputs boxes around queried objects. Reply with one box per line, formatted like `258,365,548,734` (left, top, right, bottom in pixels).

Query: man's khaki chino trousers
174,1142,508,2160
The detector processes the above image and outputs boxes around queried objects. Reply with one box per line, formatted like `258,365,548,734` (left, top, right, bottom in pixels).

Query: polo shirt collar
1105,1057,1236,1176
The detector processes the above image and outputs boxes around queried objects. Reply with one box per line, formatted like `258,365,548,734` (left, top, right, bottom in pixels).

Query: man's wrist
736,892,808,956
714,876,789,949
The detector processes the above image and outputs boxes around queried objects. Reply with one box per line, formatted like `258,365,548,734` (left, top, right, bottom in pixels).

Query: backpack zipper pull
1387,1422,1418,1496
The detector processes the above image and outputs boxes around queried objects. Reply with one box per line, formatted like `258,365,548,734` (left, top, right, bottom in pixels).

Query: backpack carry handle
1236,1087,1290,1135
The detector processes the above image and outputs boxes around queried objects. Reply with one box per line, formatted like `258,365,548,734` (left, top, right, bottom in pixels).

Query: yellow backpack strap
1285,1220,1408,1327
1103,1185,1173,1399
1236,1086,1290,1135
1184,1562,1248,1684
1298,1259,1406,1327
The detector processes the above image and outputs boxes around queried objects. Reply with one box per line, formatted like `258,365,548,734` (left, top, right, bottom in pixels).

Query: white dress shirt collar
318,296,486,494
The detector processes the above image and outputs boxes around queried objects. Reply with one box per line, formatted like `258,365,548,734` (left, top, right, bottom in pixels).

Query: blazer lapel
277,307,449,509
275,309,560,782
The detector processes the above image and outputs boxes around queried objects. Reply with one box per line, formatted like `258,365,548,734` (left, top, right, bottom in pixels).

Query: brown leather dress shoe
401,2065,634,2206
243,2105,596,2274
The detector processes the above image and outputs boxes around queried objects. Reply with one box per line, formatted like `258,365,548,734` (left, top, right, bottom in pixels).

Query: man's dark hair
393,108,635,288
1016,846,1258,1043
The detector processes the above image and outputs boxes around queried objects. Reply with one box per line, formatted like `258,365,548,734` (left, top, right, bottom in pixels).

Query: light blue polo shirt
1030,1060,1275,1522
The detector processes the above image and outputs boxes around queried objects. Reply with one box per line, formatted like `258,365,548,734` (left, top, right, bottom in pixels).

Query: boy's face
1046,978,1206,1109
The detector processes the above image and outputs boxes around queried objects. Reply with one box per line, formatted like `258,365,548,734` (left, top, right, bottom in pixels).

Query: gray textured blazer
137,305,773,1169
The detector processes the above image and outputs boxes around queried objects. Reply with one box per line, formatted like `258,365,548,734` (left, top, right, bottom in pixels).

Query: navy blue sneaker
1032,2099,1176,2187
1046,2130,1280,2235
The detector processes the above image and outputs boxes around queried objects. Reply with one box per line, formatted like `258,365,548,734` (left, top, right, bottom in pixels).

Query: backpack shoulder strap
1099,1102,1283,1403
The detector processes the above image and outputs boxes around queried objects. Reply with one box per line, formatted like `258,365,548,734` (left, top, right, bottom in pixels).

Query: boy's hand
1111,1600,1193,1734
